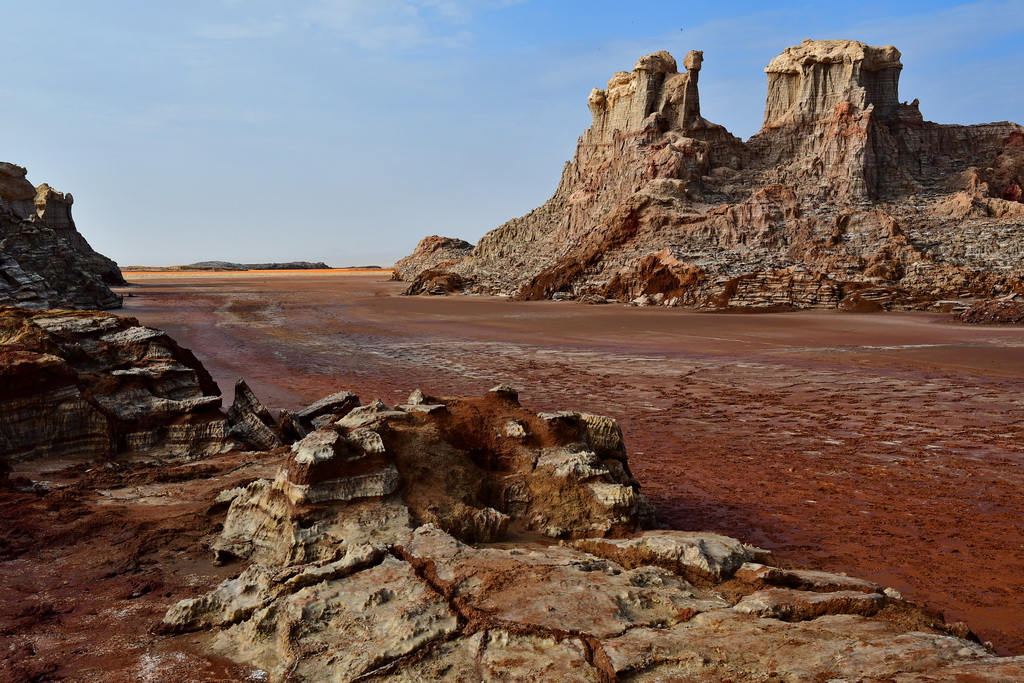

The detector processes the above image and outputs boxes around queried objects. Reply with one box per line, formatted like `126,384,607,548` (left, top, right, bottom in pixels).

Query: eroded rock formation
0,162,123,310
0,308,277,461
398,40,1024,310
392,235,474,283
760,40,903,127
209,386,655,569
161,384,1024,681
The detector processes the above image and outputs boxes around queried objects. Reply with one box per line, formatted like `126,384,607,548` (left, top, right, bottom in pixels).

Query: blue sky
2,1,1022,267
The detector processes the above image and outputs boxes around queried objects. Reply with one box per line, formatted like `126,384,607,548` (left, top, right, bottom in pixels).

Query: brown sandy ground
5,269,1019,678
0,451,284,681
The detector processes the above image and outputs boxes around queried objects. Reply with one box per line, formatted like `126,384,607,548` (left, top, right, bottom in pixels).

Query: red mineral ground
113,270,1024,656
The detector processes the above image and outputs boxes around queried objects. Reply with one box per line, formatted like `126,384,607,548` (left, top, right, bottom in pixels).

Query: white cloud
303,0,456,48
192,0,523,50
848,0,1024,53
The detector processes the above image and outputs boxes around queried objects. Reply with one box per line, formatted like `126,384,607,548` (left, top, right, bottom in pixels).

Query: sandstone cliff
398,40,1024,309
0,162,123,310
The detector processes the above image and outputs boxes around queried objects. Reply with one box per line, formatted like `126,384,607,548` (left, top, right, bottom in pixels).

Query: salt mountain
395,39,1024,310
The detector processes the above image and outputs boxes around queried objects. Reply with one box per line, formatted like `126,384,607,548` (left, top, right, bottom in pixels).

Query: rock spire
761,38,904,126
396,40,1024,310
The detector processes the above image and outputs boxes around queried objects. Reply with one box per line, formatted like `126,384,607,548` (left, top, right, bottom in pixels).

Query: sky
2,1,1022,267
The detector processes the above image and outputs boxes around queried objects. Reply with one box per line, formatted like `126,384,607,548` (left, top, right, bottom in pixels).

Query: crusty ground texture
105,271,1024,657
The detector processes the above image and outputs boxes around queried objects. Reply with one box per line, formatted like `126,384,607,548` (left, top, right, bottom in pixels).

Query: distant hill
123,261,334,272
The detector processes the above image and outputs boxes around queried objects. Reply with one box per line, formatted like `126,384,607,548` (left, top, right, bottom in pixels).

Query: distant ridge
123,261,334,272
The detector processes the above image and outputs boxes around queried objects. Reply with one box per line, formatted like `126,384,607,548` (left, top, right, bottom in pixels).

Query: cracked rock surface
168,512,1024,682
162,385,1022,682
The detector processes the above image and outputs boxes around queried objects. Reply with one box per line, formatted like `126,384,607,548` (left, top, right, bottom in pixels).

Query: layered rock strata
162,386,1024,681
398,40,1024,309
0,162,123,309
0,308,276,461
391,235,474,282
209,386,656,569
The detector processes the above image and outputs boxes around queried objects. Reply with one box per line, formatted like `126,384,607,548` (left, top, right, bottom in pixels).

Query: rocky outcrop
0,163,123,310
0,308,277,461
227,378,283,451
392,235,474,283
209,386,655,568
958,294,1024,324
396,40,1024,310
163,384,1024,681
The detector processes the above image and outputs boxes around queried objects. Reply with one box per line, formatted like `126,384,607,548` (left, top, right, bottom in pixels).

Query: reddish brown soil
5,270,1022,678
114,272,1024,656
0,452,283,682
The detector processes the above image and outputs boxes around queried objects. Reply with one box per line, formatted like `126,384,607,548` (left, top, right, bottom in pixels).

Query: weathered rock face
210,386,655,568
0,163,124,310
392,235,474,283
748,39,908,202
396,40,1024,309
163,385,1023,681
0,308,276,461
748,39,1019,205
760,39,904,127
958,293,1024,324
